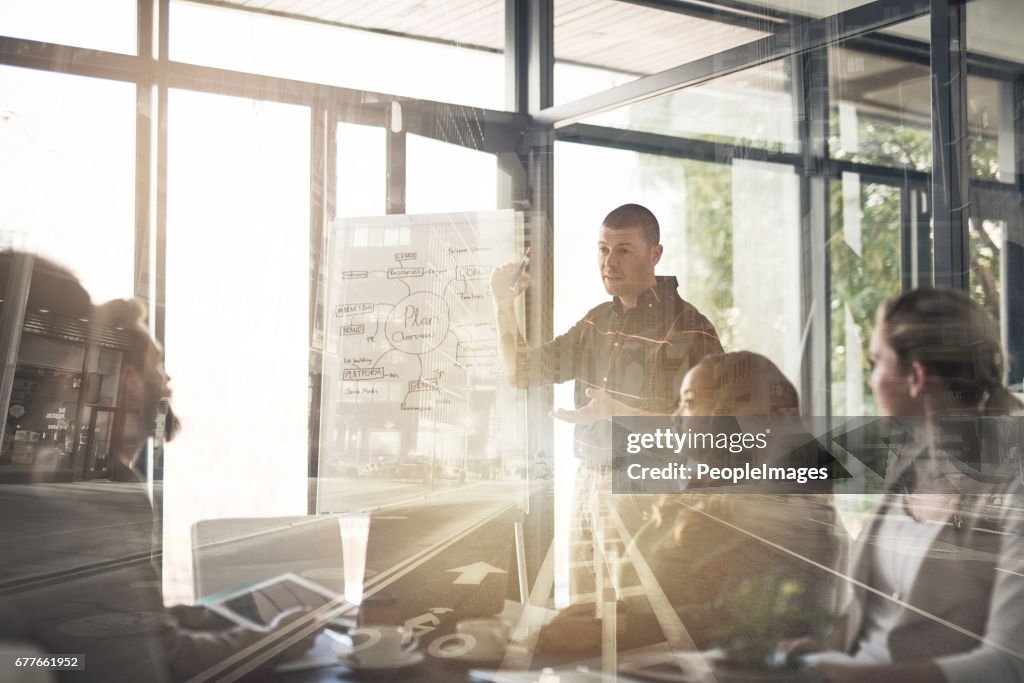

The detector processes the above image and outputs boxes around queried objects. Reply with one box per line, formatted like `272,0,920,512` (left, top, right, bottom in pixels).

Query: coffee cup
335,625,417,668
429,617,510,660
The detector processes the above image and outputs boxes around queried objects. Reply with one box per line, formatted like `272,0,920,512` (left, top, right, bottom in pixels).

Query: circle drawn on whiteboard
385,292,450,355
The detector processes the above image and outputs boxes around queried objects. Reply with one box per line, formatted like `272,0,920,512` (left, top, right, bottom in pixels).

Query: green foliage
830,117,932,172
629,99,1002,416
829,179,902,415
708,571,830,671
637,155,737,349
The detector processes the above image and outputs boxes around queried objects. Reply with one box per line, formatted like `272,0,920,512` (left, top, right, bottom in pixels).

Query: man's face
597,225,662,299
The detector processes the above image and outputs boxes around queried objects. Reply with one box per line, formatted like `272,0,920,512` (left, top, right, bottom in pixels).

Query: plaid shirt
526,276,722,465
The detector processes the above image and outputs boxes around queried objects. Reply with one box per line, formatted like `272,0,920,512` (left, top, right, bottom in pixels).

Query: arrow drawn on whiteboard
446,562,507,585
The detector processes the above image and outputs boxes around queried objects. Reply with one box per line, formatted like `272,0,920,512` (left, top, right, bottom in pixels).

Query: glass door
81,406,116,479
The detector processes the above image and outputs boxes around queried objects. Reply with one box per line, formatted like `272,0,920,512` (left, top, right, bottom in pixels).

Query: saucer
339,650,424,671
428,634,506,662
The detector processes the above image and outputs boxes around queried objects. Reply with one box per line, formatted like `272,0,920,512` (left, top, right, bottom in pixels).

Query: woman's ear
907,360,928,398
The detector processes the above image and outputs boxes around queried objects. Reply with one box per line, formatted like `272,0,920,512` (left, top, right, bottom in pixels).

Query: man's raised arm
490,261,530,387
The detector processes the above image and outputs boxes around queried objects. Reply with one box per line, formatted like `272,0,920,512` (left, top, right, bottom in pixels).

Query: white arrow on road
446,562,508,585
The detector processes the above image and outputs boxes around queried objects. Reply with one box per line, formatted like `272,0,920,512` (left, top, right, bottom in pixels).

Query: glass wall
553,0,770,105
581,58,798,152
4,0,1024,678
170,0,505,109
0,0,136,54
553,144,802,380
163,89,311,603
966,0,1024,388
826,15,931,415
0,66,136,302
337,122,387,218
406,134,499,214
828,175,903,416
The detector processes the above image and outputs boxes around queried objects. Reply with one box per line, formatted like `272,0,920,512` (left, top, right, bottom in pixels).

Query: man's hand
490,261,530,307
550,388,637,425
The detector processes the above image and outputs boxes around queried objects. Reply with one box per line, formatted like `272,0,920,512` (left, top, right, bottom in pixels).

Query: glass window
579,58,798,153
827,15,932,418
964,75,1007,183
553,0,770,106
405,134,498,214
337,122,386,218
0,0,136,54
965,0,1024,387
828,26,933,172
969,217,1003,327
553,62,637,107
964,0,1024,64
0,66,135,302
828,174,903,416
169,1,504,110
163,89,311,604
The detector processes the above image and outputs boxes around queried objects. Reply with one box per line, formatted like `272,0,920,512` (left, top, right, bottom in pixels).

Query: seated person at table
628,352,841,647
0,252,318,682
792,288,1024,683
538,352,842,653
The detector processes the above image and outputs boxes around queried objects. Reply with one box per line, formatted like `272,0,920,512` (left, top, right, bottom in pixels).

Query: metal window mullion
506,0,529,114
1010,75,1024,386
899,177,935,290
796,48,831,418
307,99,331,505
528,0,553,114
930,0,969,290
0,36,146,82
135,1,155,310
555,123,804,167
385,104,406,215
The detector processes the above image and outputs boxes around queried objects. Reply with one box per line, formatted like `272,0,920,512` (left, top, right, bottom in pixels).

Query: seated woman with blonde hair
799,288,1024,683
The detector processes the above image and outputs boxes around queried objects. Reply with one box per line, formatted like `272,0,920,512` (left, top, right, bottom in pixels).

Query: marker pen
509,246,533,291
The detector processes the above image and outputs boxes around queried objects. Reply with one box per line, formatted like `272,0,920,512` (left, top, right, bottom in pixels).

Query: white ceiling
205,0,769,76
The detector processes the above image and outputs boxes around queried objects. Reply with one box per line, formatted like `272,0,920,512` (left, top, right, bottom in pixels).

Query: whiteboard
318,210,526,488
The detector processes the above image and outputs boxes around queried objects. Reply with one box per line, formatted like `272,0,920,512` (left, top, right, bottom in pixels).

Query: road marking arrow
446,562,508,585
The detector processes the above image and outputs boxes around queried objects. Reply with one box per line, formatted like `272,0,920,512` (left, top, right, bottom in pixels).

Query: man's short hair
601,204,660,246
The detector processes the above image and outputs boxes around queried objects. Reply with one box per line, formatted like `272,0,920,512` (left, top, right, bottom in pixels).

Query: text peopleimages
626,461,829,484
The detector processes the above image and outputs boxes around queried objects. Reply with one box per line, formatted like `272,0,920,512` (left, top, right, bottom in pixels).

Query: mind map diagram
327,214,516,416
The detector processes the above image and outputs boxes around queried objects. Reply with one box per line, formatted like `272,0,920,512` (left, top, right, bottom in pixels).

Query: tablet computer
200,572,343,631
